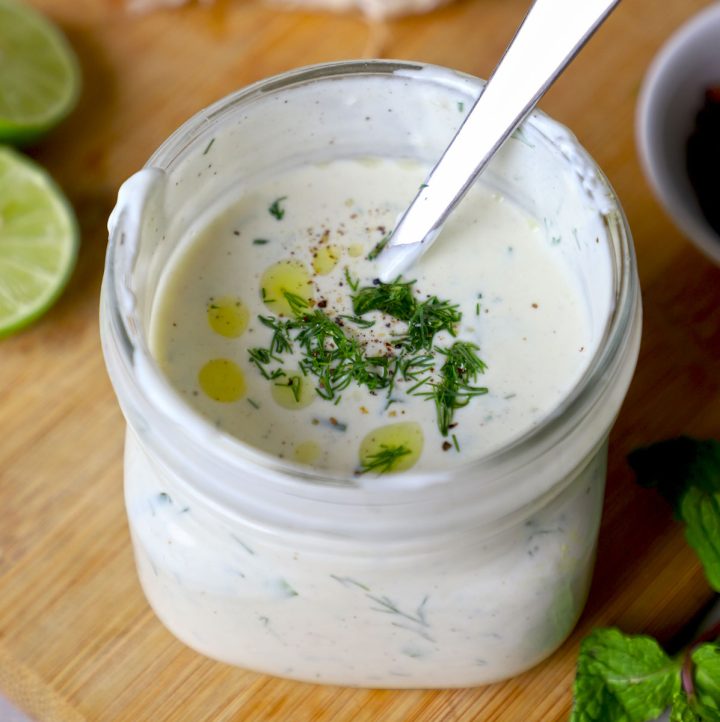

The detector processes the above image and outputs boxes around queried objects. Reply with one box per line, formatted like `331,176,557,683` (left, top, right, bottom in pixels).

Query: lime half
0,0,80,144
0,146,78,337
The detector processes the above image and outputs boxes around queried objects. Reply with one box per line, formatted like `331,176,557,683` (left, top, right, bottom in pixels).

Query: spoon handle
379,0,621,282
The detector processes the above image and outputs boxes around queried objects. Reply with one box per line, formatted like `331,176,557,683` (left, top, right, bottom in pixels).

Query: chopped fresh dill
452,434,460,452
202,137,215,155
330,574,370,591
358,444,411,474
367,233,391,261
258,315,293,354
294,310,389,400
352,278,416,320
253,238,269,245
404,296,460,350
248,348,275,379
366,593,429,627
268,196,287,220
457,101,465,113
415,341,488,435
397,352,434,379
247,398,260,410
344,267,360,292
352,280,459,350
282,289,309,317
338,314,375,329
247,275,488,437
275,374,302,403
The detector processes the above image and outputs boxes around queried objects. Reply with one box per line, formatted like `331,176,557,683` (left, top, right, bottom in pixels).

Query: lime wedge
0,0,80,144
0,146,78,337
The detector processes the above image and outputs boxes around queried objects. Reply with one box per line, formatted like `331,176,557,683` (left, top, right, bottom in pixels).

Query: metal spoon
378,0,621,282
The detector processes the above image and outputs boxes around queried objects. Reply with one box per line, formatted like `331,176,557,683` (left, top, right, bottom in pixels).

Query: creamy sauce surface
151,158,591,474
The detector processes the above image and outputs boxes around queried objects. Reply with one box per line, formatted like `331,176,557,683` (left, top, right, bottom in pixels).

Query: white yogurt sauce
150,157,591,475
125,428,606,686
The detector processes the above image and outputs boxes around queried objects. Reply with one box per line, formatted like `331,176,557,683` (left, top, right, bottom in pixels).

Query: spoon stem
379,0,621,282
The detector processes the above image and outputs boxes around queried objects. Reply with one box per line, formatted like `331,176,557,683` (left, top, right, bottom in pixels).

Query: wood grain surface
1,0,719,719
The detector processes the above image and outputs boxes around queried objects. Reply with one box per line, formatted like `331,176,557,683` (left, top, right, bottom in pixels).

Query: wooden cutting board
1,0,719,719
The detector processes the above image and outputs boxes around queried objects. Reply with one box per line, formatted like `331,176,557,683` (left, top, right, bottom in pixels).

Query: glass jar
100,60,642,688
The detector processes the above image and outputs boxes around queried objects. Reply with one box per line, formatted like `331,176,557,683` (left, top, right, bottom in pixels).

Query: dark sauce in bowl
687,86,720,238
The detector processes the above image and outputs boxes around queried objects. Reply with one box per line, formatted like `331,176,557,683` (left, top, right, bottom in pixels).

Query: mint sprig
570,629,680,722
571,438,720,722
685,643,720,720
629,438,720,590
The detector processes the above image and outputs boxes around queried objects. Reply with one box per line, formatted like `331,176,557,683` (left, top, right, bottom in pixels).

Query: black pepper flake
442,441,452,451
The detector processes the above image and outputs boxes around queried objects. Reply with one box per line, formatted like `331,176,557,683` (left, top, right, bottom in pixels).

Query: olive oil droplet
271,371,316,410
294,440,321,465
312,245,342,275
207,296,249,338
198,358,246,402
359,422,424,473
260,261,312,316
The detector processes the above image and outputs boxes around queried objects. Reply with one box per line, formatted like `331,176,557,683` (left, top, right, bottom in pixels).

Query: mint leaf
570,628,681,722
667,644,720,721
571,439,720,722
671,692,720,722
692,643,720,718
629,438,720,591
671,691,702,722
681,486,720,592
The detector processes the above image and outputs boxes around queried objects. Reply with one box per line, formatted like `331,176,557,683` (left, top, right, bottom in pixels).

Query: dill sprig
248,348,279,379
415,341,488,435
367,233,391,261
275,374,303,403
258,315,294,355
344,267,360,292
247,278,488,438
268,196,287,220
338,314,375,329
249,291,388,402
403,296,461,350
352,280,460,350
352,278,416,320
358,444,411,474
295,310,367,399
282,290,310,317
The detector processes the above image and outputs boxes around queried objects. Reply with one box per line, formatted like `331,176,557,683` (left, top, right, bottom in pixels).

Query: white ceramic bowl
636,2,720,265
